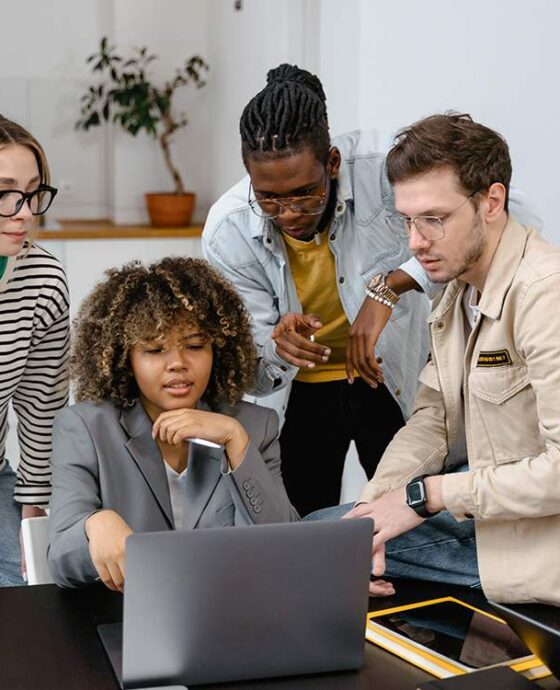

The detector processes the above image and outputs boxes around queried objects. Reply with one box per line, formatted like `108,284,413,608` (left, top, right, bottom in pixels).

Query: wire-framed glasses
248,172,329,219
385,192,478,241
0,184,58,218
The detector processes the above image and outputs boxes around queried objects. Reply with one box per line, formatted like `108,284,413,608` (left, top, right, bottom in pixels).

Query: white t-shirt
164,462,189,530
462,284,481,330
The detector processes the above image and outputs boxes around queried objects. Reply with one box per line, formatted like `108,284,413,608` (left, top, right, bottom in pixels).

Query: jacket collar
429,216,528,323
119,399,224,530
336,153,353,203
179,399,224,530
120,401,174,528
476,216,527,320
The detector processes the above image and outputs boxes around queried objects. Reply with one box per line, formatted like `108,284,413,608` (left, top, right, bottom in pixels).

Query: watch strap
406,474,434,518
366,273,400,309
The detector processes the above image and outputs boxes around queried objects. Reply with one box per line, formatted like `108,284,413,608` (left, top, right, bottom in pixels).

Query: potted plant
77,36,209,227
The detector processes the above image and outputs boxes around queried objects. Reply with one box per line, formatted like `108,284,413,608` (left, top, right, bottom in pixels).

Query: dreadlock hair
71,257,257,409
240,63,330,166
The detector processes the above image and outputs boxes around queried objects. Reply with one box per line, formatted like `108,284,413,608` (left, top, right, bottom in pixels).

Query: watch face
407,482,425,506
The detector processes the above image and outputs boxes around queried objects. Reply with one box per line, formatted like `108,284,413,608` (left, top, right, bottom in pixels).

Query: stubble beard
439,215,486,284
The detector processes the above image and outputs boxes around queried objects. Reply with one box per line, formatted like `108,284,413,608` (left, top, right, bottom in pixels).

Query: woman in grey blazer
47,257,298,590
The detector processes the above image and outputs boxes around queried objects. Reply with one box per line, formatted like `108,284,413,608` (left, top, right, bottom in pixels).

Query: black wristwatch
405,475,436,518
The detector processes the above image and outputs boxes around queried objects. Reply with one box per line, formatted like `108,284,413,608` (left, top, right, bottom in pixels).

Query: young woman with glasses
0,115,69,585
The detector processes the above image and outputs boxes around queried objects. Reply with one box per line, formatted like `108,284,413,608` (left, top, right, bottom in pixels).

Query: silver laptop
490,600,560,678
99,517,374,688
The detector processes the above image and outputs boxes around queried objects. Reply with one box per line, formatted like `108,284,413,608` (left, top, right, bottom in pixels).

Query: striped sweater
0,243,69,505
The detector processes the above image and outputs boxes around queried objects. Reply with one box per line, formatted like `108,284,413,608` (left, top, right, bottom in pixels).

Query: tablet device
366,596,549,679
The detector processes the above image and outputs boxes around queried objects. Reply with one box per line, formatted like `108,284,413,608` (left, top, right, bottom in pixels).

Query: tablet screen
371,601,531,669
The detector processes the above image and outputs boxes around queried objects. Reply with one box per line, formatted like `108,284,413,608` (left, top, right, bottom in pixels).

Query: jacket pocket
469,364,529,404
215,502,235,527
469,365,542,463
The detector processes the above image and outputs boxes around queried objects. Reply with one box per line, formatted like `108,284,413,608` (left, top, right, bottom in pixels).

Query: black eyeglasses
248,171,329,219
385,192,478,241
0,184,58,218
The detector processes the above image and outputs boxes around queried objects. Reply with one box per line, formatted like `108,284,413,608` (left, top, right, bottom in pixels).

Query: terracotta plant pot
145,192,196,227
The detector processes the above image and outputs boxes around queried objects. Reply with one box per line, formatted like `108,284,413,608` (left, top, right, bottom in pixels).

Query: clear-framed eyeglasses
0,184,58,218
385,192,478,241
248,171,329,220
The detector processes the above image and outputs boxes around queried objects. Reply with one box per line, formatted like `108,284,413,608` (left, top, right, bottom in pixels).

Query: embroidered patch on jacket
476,350,512,367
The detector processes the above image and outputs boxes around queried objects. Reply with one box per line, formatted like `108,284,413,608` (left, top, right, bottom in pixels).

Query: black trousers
279,378,405,517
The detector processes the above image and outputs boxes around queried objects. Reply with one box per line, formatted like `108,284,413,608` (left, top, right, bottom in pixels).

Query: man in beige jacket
336,112,560,605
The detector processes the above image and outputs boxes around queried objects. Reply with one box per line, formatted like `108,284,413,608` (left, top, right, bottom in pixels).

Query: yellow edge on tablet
365,596,550,680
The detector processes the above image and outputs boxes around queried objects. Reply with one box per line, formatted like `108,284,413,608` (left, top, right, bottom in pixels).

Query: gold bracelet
365,273,400,308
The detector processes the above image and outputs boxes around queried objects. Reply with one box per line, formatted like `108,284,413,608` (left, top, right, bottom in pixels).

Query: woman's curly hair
71,257,257,408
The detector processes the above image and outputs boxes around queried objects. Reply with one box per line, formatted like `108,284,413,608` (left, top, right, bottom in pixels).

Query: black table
1,579,558,690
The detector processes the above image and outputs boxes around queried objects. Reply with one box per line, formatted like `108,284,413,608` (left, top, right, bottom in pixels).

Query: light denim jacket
202,130,541,420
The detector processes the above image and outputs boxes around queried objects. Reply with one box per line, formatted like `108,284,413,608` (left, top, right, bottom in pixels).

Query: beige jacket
360,218,560,604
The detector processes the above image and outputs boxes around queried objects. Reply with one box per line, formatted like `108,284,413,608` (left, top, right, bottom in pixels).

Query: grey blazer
47,399,298,588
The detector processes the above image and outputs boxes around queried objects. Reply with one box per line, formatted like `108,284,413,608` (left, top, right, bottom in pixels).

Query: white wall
0,1,212,224
318,0,560,241
111,0,210,223
2,1,558,234
315,0,363,137
0,0,111,220
0,1,314,224
205,0,313,203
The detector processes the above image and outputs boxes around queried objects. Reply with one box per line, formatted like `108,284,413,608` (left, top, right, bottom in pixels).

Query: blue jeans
305,501,480,589
0,463,24,587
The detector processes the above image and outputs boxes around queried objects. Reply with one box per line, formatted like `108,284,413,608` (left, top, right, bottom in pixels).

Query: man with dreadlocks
202,64,538,517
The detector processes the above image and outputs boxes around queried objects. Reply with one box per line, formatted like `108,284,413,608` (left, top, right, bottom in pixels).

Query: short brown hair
71,257,257,408
386,112,511,210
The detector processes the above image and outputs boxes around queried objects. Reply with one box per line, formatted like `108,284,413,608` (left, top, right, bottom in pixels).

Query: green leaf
83,111,100,129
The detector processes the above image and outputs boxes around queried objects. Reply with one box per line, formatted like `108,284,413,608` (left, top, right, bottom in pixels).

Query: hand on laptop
343,487,424,594
85,509,133,592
